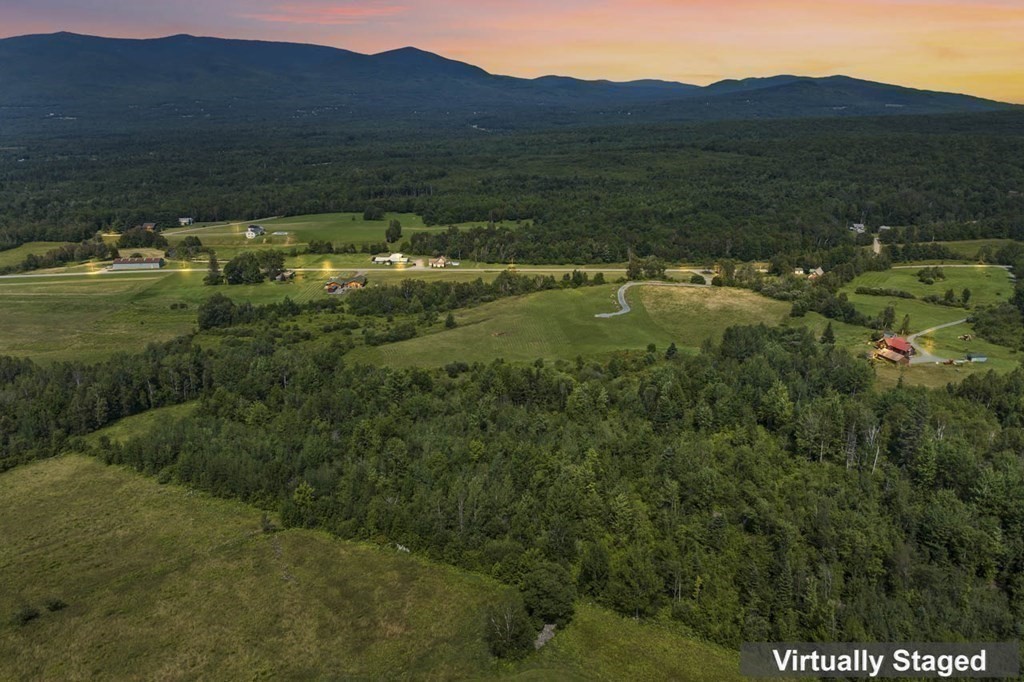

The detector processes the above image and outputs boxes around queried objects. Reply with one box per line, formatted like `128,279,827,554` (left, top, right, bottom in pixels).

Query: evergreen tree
385,219,402,243
820,322,835,345
203,253,222,285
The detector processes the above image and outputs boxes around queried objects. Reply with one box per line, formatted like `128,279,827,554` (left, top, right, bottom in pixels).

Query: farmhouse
849,223,866,234
429,256,450,268
325,274,367,293
245,225,266,239
141,222,157,232
372,253,411,265
178,217,194,226
274,270,296,282
808,267,825,280
875,336,914,365
111,257,164,271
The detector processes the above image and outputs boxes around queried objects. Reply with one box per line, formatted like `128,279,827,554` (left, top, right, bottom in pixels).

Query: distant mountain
0,32,1014,133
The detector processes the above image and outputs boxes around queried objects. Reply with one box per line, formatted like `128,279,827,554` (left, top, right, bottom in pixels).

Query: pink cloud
243,2,406,25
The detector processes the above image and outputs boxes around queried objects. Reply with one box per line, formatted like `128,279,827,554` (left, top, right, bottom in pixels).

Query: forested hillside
2,311,1022,648
3,113,1024,260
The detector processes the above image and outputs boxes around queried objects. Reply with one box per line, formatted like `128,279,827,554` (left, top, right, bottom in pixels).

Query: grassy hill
0,242,70,269
350,284,792,367
0,453,743,681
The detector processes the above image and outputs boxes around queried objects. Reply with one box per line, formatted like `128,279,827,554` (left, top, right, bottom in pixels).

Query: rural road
595,280,709,318
0,266,709,280
908,318,969,364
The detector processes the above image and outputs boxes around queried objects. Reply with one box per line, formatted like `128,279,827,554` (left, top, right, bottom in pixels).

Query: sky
2,0,1023,102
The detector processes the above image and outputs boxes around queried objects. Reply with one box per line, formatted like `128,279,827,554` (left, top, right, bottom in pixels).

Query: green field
0,271,327,363
934,239,1015,260
161,212,525,262
845,266,1013,309
351,284,792,367
0,242,70,269
0,453,743,681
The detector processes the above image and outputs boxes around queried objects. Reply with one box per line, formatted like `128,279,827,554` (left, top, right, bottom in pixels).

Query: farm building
111,257,164,271
875,336,914,365
178,217,194,226
245,225,266,239
372,253,411,265
274,270,296,283
429,256,450,268
141,222,157,232
808,267,825,280
849,223,866,234
325,275,367,294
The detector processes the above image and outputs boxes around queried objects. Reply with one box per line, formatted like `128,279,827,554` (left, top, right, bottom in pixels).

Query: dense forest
3,112,1024,261
1,273,1023,651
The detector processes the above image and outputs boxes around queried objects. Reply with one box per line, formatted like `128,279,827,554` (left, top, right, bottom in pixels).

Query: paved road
908,318,969,364
0,266,711,280
595,280,709,318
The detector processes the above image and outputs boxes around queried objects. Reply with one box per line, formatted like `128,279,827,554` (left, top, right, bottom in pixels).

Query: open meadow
0,451,743,681
0,271,327,363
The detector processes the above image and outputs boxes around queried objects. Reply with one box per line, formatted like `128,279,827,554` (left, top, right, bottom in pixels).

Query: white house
178,217,194,226
849,223,867,234
372,253,411,265
245,225,266,239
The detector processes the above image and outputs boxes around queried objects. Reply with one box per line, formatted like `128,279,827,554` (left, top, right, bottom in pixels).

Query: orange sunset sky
2,0,1023,102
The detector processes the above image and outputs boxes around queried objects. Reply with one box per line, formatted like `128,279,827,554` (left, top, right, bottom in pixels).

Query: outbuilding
111,257,164,271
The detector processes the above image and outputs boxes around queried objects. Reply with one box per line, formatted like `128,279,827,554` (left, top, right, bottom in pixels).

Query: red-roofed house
876,336,914,364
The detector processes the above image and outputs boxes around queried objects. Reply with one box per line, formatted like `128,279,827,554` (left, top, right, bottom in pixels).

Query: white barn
111,257,164,271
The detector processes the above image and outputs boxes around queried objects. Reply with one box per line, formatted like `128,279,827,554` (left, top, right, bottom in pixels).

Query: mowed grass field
351,284,792,367
0,452,744,681
0,271,329,363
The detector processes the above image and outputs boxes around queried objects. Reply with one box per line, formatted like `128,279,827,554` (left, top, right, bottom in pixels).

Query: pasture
350,284,792,367
0,452,743,681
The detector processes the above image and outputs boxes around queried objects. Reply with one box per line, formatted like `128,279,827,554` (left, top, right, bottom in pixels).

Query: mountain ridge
0,32,1015,132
